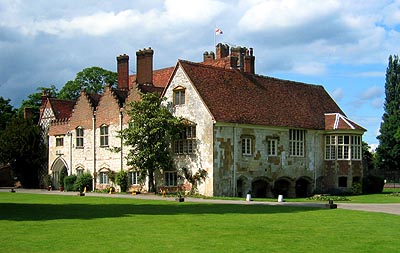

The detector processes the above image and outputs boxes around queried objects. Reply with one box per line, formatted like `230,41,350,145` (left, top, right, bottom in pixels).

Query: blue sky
1,0,399,149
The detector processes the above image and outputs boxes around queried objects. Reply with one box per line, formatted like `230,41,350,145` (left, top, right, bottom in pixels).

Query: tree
0,117,46,188
120,93,182,192
179,167,208,195
19,85,58,122
58,67,117,100
0,97,16,131
377,55,400,181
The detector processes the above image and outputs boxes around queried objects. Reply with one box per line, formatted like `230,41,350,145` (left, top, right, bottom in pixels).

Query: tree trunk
148,171,155,193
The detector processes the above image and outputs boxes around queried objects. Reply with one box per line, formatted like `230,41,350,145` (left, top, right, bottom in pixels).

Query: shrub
74,173,92,192
115,170,128,192
362,175,384,194
64,175,77,191
351,182,363,195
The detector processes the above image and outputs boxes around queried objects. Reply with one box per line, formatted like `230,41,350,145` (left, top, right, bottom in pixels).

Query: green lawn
0,192,399,253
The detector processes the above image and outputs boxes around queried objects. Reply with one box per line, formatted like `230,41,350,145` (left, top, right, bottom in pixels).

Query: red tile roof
48,98,75,120
129,67,174,89
178,60,353,130
325,113,365,131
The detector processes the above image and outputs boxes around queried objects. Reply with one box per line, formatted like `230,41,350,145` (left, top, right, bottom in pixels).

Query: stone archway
274,178,292,198
51,158,68,189
251,177,272,198
236,176,248,197
295,177,312,198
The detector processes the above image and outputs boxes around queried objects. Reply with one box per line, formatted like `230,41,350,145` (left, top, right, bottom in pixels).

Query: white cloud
292,62,326,75
362,86,384,99
239,0,340,31
331,88,344,101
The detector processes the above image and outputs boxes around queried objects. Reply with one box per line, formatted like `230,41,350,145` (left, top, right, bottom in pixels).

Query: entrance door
51,158,68,189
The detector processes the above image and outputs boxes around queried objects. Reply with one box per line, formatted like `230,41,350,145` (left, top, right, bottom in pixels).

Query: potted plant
45,175,52,191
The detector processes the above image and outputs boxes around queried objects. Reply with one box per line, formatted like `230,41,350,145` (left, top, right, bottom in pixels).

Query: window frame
324,135,362,161
75,127,84,148
267,139,278,156
128,171,139,185
173,87,186,106
56,136,64,147
100,124,109,147
174,124,196,154
289,129,305,157
98,171,109,185
164,171,177,187
241,137,252,156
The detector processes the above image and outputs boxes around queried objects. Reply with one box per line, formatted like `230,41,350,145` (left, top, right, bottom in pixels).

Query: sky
1,0,400,149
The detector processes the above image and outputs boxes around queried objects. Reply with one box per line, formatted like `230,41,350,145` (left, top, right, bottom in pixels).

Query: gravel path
1,188,399,215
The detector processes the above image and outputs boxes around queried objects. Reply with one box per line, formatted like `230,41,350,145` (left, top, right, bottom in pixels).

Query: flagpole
214,26,216,49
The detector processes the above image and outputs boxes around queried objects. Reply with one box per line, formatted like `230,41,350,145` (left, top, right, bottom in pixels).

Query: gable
95,86,125,127
69,91,96,129
163,65,214,123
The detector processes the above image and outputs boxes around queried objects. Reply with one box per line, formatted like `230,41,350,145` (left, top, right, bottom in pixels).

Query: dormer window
173,87,186,106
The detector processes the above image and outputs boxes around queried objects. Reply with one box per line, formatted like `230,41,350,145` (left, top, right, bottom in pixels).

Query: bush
115,170,128,192
64,175,77,191
362,175,384,194
74,173,92,192
351,182,363,195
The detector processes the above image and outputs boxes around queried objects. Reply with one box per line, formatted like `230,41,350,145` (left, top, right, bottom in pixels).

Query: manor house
39,43,365,197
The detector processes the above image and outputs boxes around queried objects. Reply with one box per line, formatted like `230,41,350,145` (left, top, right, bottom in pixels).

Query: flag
215,28,223,35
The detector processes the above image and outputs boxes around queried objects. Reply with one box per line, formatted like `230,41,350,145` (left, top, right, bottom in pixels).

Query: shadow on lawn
0,201,324,221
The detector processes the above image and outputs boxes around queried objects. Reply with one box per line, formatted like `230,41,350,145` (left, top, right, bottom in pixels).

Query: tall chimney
117,54,129,90
244,48,255,74
24,107,33,120
136,48,154,85
216,43,229,59
230,55,238,69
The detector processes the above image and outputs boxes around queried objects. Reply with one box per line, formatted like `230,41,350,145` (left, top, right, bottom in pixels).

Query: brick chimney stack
244,48,255,74
216,43,230,59
117,54,129,90
136,48,154,85
203,51,215,62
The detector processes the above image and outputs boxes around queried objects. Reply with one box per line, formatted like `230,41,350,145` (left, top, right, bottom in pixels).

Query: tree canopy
120,92,182,192
377,55,400,179
58,66,117,100
0,97,16,131
0,117,46,188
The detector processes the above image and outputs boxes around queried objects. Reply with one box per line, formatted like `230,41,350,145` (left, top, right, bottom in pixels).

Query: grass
0,192,399,252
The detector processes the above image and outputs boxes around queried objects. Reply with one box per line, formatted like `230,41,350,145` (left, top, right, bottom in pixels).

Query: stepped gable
325,113,365,131
179,60,344,130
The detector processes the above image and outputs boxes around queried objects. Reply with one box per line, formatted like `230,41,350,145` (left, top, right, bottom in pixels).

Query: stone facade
41,44,365,197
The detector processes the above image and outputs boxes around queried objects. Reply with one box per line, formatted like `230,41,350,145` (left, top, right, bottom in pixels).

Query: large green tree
0,117,46,188
120,93,182,192
377,55,400,179
0,97,16,131
58,66,117,100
